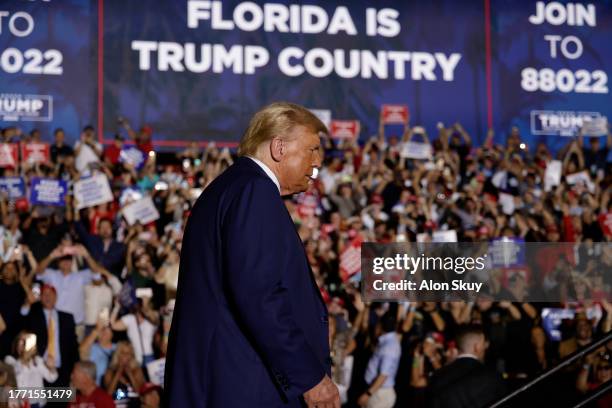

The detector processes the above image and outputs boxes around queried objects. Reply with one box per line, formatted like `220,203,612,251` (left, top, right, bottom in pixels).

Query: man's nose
312,150,323,168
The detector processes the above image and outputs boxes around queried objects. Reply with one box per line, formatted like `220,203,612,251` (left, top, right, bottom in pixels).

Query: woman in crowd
103,340,145,406
4,331,58,407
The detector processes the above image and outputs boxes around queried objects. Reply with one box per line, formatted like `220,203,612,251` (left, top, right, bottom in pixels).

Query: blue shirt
90,342,116,385
39,268,94,324
365,332,401,388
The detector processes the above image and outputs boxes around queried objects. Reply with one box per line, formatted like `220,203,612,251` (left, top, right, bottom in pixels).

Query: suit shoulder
58,310,76,324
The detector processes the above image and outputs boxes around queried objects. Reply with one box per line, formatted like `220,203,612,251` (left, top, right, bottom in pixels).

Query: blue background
0,0,610,151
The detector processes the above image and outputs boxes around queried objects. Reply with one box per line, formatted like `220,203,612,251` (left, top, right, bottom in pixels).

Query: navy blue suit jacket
164,157,330,407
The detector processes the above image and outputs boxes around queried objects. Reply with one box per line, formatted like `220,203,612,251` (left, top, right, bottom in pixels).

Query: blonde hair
238,102,327,157
108,341,139,371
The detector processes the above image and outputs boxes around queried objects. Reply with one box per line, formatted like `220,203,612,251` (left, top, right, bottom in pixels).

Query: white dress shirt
247,156,280,193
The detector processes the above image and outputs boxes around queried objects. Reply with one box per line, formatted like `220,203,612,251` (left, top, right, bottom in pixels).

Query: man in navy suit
164,102,340,407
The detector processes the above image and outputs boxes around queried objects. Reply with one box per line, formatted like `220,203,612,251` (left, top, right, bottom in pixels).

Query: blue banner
0,177,26,199
119,146,146,170
0,1,610,152
30,177,68,206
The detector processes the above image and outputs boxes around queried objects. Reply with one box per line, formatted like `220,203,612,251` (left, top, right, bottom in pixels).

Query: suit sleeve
222,178,326,399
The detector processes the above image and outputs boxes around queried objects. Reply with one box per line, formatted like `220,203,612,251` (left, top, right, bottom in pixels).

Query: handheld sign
581,117,608,137
74,174,114,209
401,141,432,159
0,177,26,199
308,109,332,130
330,120,360,139
381,104,409,125
122,196,160,225
30,178,68,206
21,143,50,164
0,144,18,168
119,146,146,170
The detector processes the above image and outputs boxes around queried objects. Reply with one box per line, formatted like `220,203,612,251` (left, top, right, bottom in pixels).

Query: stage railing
489,331,612,408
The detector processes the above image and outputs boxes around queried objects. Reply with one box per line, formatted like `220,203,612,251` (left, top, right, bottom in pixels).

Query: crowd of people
0,115,610,408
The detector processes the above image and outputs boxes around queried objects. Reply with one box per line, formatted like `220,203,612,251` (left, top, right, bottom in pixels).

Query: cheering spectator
33,243,117,330
73,212,126,278
139,383,162,408
69,360,116,408
75,125,103,175
103,341,145,403
4,331,58,407
50,128,74,164
22,212,68,261
110,298,158,366
22,284,78,387
80,317,117,386
0,259,31,359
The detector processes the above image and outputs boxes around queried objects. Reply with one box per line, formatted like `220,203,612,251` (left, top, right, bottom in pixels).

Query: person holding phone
4,330,58,407
79,316,117,386
21,284,78,388
34,243,117,339
110,296,158,366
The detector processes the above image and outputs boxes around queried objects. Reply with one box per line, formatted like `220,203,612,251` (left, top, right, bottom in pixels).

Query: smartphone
24,333,37,352
136,288,153,299
412,126,425,134
154,181,169,191
31,283,41,300
13,246,23,262
98,307,110,326
138,232,153,242
62,246,78,255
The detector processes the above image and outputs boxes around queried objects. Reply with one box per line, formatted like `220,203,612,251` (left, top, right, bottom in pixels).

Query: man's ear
270,137,284,162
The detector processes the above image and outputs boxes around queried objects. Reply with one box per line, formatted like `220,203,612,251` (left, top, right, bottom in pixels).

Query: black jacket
427,357,506,408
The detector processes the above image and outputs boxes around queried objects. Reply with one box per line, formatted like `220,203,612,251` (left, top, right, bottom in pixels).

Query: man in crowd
23,284,79,387
73,214,126,278
70,360,116,407
427,325,506,408
358,312,401,408
34,243,118,336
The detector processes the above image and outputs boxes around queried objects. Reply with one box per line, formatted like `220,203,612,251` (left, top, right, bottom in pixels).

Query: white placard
566,170,595,193
581,117,608,137
74,174,113,209
401,141,432,159
544,160,562,192
498,192,516,215
122,196,160,225
309,108,332,130
146,357,166,386
432,229,457,243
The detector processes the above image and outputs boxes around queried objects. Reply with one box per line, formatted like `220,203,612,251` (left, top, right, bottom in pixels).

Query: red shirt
69,388,116,408
137,139,153,155
104,145,121,165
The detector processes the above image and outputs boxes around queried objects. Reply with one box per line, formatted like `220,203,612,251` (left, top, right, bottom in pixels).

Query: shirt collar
247,156,281,194
379,332,398,344
457,353,480,361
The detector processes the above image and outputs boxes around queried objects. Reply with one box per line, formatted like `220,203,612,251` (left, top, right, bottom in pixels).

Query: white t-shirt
4,355,58,406
120,314,156,364
75,140,102,174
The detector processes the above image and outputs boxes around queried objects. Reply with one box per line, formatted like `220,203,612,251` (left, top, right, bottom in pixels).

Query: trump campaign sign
30,177,67,206
0,144,18,168
329,120,360,140
21,143,50,164
381,105,409,125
